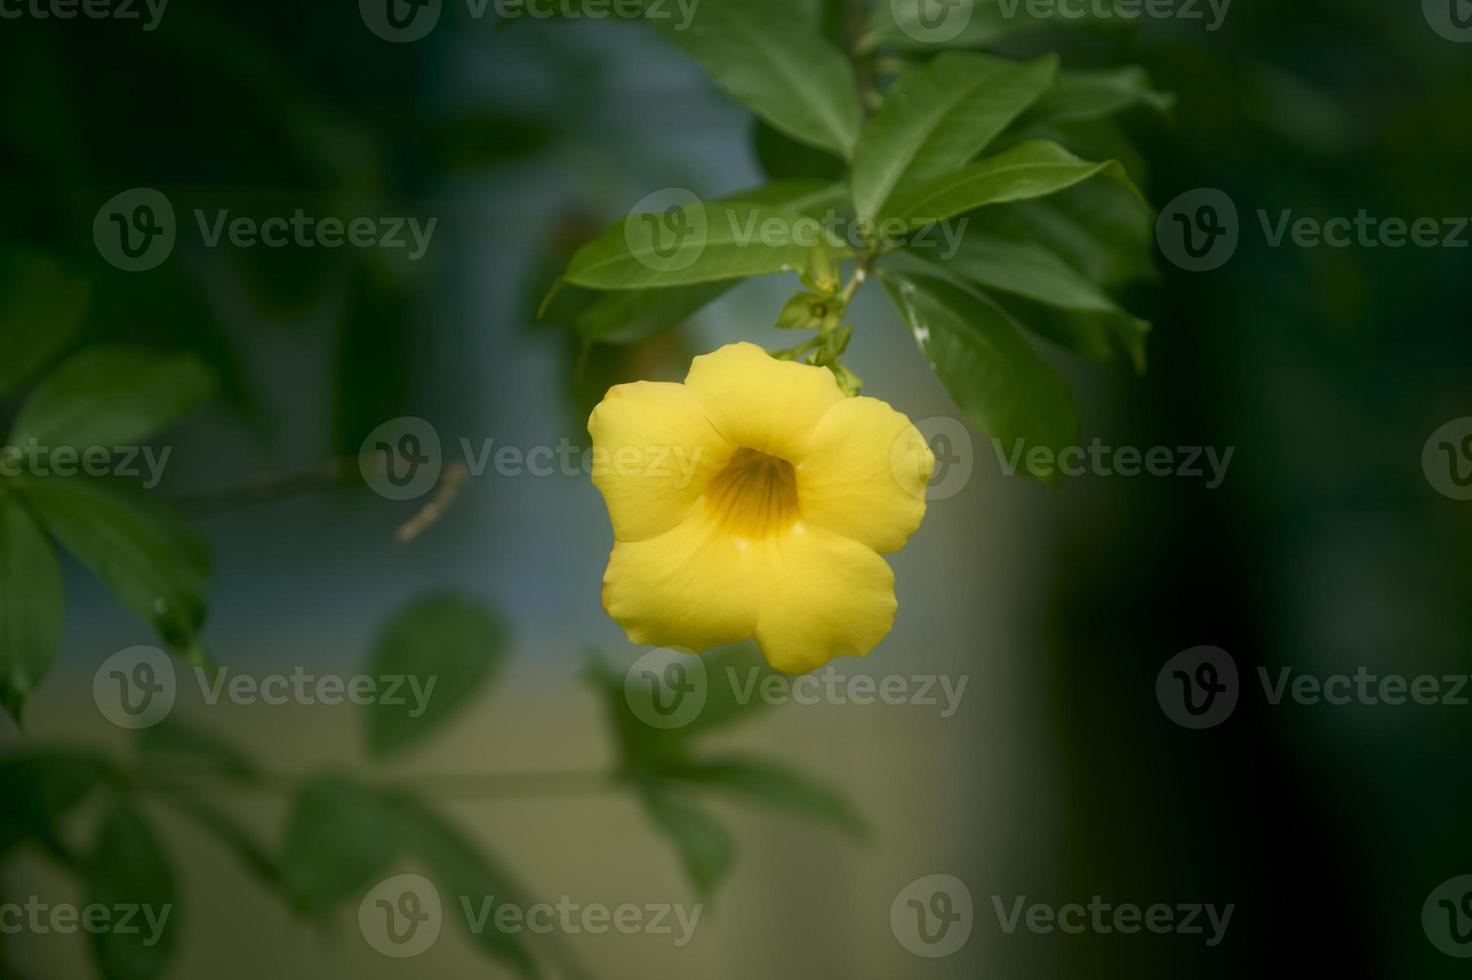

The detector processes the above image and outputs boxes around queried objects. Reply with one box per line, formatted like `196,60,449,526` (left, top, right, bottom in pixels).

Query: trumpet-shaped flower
589,342,933,673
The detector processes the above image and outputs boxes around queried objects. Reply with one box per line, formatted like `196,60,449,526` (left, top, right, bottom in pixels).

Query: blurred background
1,0,1470,977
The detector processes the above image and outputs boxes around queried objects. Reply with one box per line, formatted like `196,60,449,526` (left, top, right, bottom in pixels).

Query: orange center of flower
705,448,800,541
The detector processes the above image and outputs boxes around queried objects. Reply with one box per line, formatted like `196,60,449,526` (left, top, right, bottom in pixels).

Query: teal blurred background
2,0,1470,977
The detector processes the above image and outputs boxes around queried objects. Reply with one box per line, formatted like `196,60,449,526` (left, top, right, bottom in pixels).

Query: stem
845,0,879,117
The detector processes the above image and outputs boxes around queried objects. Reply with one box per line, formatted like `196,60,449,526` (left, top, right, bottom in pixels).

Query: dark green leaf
912,236,1149,371
0,250,91,397
851,52,1057,221
8,346,214,451
1013,66,1174,132
157,794,279,888
575,282,736,344
387,794,543,977
86,800,178,980
752,118,847,182
652,756,867,835
638,784,734,900
882,140,1133,229
18,477,209,657
881,272,1079,484
279,773,400,916
652,0,862,158
0,491,63,724
0,749,108,857
333,262,415,456
983,178,1156,289
365,593,509,759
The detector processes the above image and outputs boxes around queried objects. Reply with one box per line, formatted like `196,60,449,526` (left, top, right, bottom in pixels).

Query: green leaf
851,53,1057,221
638,784,734,900
731,180,850,218
364,593,509,759
752,118,847,182
983,178,1156,289
0,749,108,857
575,282,736,344
9,346,214,451
0,491,63,724
135,715,258,782
563,202,822,290
18,477,209,656
652,0,861,158
651,756,866,835
881,272,1079,484
388,794,543,978
911,236,1149,371
0,250,91,397
1013,66,1174,132
157,794,279,888
280,773,400,916
883,140,1134,229
86,800,178,980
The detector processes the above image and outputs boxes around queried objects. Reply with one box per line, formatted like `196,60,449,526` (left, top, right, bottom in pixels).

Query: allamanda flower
588,342,934,674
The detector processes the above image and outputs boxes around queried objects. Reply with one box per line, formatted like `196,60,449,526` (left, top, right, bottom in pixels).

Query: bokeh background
2,0,1470,977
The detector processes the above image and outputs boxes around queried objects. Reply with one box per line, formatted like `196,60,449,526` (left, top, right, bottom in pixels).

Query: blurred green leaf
575,282,735,344
653,0,861,158
135,715,258,783
851,52,1057,221
86,799,178,980
18,477,209,658
159,794,279,889
983,178,1156,289
651,756,866,836
563,203,817,290
364,593,509,759
881,271,1078,484
388,794,542,978
0,492,63,725
1013,66,1174,131
865,0,1052,51
752,119,847,182
0,250,90,397
883,140,1133,229
332,261,415,457
913,236,1149,371
638,784,734,901
0,748,108,857
280,773,399,916
8,346,214,452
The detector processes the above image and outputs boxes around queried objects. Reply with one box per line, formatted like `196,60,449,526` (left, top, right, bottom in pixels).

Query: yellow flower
588,342,934,674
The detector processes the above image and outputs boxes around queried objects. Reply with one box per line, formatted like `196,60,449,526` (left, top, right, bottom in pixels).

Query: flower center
705,448,800,541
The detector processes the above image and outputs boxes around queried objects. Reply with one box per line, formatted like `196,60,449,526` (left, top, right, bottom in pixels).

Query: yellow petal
588,381,737,542
752,524,898,673
795,396,933,554
684,342,844,461
602,508,759,652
